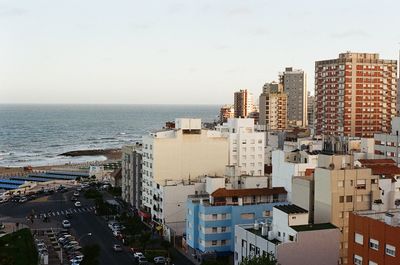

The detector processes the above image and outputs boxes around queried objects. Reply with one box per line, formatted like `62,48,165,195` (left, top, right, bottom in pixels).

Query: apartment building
234,204,340,265
259,82,288,130
348,211,400,265
121,143,142,209
140,118,229,236
315,52,397,137
186,187,287,259
280,67,308,127
307,93,315,129
234,89,254,118
219,104,235,123
217,118,265,176
314,153,380,264
374,116,400,166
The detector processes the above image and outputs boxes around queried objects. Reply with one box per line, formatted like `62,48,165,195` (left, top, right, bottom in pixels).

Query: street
0,188,134,265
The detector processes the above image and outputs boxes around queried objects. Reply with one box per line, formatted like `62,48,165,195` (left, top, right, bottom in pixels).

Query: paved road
0,188,134,265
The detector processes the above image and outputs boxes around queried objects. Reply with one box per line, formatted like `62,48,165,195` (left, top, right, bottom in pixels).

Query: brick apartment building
315,52,397,137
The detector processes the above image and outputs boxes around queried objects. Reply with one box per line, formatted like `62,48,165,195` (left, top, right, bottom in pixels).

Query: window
368,261,378,265
339,196,344,203
212,214,218,220
386,244,396,257
221,226,227,232
355,233,363,245
212,227,217,233
212,240,217,246
369,239,379,250
221,240,226,246
346,196,353,203
338,180,344,187
289,235,294,241
240,213,255,219
221,213,227,219
354,255,362,265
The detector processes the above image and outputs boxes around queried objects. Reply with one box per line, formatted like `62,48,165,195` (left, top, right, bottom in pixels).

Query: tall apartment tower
281,67,308,127
315,52,397,137
234,89,254,118
307,92,315,129
259,82,288,130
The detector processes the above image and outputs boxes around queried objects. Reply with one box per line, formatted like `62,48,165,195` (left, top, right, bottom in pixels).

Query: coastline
0,148,122,176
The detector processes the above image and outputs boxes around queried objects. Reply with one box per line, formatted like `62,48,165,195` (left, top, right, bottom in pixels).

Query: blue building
185,187,288,256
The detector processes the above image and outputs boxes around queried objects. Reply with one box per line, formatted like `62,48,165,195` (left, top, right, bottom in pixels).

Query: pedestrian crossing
33,206,96,219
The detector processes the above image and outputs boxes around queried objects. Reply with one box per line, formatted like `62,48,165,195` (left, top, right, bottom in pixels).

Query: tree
81,244,100,265
138,231,152,251
239,254,278,265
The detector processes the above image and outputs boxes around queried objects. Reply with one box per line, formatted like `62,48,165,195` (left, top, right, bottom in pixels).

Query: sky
0,0,399,105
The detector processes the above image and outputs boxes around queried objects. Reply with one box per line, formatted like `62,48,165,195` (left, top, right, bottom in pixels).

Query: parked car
113,244,123,252
19,196,28,203
74,201,81,207
62,220,71,228
138,257,148,264
133,252,145,259
71,196,78,201
108,221,118,230
113,230,122,237
154,256,166,264
73,191,80,197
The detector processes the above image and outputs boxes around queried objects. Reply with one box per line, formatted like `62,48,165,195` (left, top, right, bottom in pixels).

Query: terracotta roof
358,159,396,165
211,187,287,198
363,164,400,177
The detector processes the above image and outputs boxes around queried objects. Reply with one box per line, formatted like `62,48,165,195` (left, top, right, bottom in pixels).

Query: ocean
0,104,219,167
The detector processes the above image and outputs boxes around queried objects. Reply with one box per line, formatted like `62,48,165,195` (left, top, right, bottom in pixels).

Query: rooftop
354,210,400,227
290,223,337,232
274,204,308,214
211,187,287,198
358,159,396,165
362,164,400,177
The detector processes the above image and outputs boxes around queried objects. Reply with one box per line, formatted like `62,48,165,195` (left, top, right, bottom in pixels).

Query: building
356,158,400,211
141,118,229,237
280,67,308,127
121,143,143,209
234,89,254,118
314,152,381,264
315,52,397,137
374,117,400,166
234,204,340,265
348,210,400,265
186,187,288,259
219,105,235,123
271,149,319,201
259,82,288,130
307,93,315,130
217,118,265,176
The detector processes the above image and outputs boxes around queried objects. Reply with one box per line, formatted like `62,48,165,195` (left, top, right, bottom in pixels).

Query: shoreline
0,148,122,176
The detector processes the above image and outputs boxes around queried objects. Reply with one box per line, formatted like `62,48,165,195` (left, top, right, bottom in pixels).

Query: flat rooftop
274,204,308,214
290,223,337,232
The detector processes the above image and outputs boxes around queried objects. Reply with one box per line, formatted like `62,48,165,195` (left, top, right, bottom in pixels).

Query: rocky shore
59,148,122,160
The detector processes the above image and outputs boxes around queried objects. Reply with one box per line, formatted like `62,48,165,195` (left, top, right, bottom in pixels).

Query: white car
133,252,145,259
73,191,80,197
62,220,71,228
154,256,166,264
113,230,122,237
74,201,81,207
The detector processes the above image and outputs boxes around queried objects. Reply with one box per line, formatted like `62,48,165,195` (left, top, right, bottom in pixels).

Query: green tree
81,244,100,265
239,254,278,265
138,231,152,251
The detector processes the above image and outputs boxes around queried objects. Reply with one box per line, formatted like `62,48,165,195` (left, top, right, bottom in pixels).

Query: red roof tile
358,159,396,165
363,164,400,177
211,187,287,198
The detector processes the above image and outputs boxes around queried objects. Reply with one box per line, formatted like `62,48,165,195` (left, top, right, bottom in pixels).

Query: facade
234,204,340,265
314,153,380,264
348,211,400,265
121,143,142,209
141,119,229,235
219,104,235,123
315,52,397,137
374,117,400,166
186,187,287,256
259,82,288,130
217,118,265,176
281,67,308,127
234,89,254,118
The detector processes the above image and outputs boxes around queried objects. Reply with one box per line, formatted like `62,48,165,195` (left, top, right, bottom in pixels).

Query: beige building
315,52,397,137
259,82,288,130
141,118,229,233
219,104,235,123
314,153,380,265
234,89,254,118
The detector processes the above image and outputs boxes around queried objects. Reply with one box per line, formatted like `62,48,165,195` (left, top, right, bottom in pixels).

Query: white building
217,118,265,176
234,205,340,265
272,149,319,201
141,118,229,237
375,117,400,166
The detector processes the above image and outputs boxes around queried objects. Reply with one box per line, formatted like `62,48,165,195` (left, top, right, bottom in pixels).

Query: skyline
1,0,399,104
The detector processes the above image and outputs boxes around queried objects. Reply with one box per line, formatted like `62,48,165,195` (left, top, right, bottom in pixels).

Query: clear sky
1,0,399,105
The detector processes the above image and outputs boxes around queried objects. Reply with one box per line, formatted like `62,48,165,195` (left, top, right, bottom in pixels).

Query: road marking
52,212,56,216
74,209,77,213
61,211,64,214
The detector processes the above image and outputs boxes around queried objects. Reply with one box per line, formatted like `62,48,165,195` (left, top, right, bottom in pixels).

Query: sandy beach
0,148,122,176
